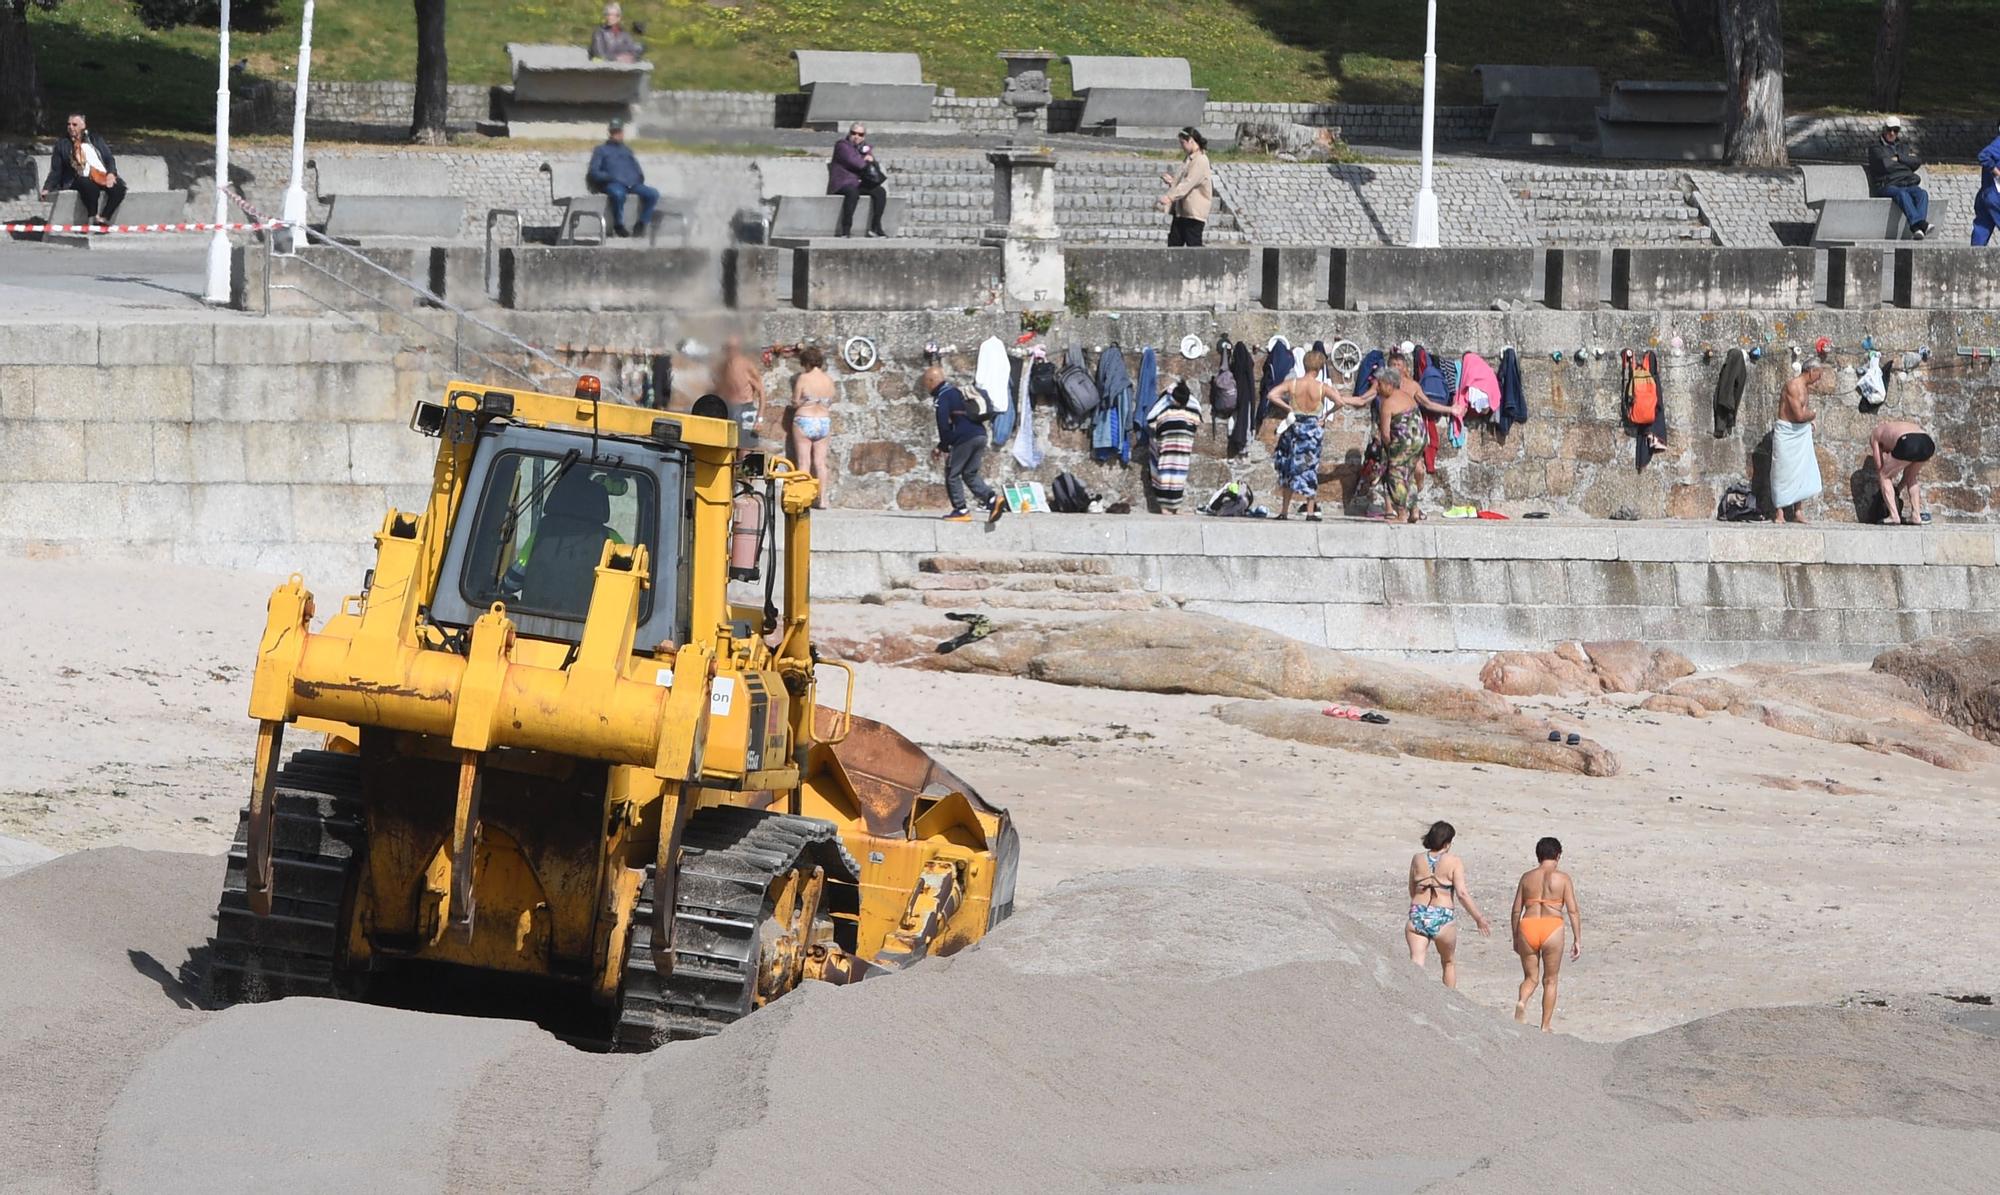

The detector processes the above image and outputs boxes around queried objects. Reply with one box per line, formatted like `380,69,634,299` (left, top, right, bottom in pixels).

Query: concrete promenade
809,510,1999,665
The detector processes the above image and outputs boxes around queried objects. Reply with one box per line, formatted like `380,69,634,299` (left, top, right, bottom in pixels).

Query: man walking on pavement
926,366,1005,523
586,119,658,238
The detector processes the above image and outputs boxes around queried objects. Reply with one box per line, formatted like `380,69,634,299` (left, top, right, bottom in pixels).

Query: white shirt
75,138,106,177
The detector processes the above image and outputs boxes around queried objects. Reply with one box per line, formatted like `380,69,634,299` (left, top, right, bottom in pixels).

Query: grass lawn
21,0,2000,137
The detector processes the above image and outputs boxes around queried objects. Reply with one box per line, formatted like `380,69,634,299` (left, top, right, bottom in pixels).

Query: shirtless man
714,335,766,447
1510,837,1581,1033
1870,420,1936,525
1771,363,1824,524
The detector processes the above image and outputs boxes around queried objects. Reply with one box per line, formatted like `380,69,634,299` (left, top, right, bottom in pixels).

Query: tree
1,0,49,136
1666,0,1718,58
410,0,448,145
1720,0,1786,167
1872,0,1912,111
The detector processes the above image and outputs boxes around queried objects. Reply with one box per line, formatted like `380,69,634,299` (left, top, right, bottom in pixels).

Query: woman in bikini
1405,820,1491,988
788,345,836,509
1264,349,1372,521
1510,836,1582,1032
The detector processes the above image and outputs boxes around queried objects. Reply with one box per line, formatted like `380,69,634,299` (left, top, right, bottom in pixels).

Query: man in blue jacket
925,366,1004,523
1974,121,2000,246
586,119,657,238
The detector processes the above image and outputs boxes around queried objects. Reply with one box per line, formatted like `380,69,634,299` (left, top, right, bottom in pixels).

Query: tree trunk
0,0,45,137
1721,0,1787,168
1666,0,1718,58
1871,0,1912,112
410,0,449,145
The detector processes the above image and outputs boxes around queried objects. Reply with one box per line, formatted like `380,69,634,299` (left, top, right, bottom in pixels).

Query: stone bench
1801,163,1935,244
791,50,936,128
1063,55,1208,139
537,160,690,245
1596,81,1726,162
310,156,466,241
497,43,651,138
1477,65,1601,149
767,194,910,243
45,155,185,237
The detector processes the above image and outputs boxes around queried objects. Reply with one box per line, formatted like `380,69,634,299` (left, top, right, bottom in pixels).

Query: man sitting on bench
1867,117,1932,239
586,118,657,238
39,112,126,225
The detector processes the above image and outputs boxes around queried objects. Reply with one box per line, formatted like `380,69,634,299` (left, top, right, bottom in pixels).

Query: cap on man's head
1884,116,1903,131
608,118,626,133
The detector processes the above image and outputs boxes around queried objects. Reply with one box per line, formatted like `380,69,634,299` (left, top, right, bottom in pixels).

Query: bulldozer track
615,806,859,1051
206,749,366,1004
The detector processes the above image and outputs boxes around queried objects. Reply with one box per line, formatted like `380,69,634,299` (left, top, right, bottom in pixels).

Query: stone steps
885,155,1245,243
882,552,1170,611
1502,167,1714,247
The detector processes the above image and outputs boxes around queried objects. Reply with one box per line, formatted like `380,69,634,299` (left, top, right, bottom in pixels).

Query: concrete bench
767,194,909,242
310,156,466,241
497,43,651,138
791,50,936,127
1064,55,1208,139
1476,65,1601,148
1801,164,1937,244
1596,80,1726,162
537,160,690,245
45,154,185,230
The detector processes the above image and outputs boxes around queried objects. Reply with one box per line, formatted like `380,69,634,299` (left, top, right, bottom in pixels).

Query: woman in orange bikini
1510,836,1582,1032
1405,821,1491,988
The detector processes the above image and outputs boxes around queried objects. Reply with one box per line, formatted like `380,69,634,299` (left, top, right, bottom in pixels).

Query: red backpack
1622,349,1661,425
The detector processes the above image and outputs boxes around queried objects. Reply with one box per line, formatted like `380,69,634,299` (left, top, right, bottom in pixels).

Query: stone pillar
985,150,1063,311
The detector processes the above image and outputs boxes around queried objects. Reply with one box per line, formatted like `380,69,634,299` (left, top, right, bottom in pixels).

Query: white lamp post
277,0,316,256
1407,0,1441,248
203,0,233,303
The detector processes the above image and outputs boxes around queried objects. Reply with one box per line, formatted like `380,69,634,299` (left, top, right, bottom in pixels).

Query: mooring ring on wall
842,336,879,372
1328,339,1363,379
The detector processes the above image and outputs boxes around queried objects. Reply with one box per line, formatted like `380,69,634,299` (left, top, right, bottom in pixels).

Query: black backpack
1048,471,1092,513
1056,348,1100,428
1716,480,1763,522
1028,360,1058,402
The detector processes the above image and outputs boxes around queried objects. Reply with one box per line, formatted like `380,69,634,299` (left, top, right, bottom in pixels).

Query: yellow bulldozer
205,377,1017,1048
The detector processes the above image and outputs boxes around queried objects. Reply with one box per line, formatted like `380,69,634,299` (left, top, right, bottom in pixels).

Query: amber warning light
575,374,602,399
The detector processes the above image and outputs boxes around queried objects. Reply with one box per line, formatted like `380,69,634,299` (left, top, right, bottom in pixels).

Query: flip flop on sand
1359,711,1390,724
1322,705,1362,720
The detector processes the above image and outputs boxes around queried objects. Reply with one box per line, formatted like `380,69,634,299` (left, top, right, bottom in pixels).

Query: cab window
459,452,656,622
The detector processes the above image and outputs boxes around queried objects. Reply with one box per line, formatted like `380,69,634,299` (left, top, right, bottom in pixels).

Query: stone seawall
808,512,2000,666
4,307,1996,593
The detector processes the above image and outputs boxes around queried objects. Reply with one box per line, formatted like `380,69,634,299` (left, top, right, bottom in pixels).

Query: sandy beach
1,556,1996,1190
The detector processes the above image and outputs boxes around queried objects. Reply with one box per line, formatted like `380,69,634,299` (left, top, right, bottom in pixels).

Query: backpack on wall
1048,471,1092,513
1623,349,1661,426
1210,363,1238,417
1056,349,1101,428
1029,360,1058,402
1716,480,1763,522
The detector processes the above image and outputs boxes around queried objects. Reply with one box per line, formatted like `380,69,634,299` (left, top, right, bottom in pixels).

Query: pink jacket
1456,353,1501,415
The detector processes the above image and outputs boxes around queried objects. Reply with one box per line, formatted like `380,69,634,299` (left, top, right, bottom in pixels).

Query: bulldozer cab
429,423,692,648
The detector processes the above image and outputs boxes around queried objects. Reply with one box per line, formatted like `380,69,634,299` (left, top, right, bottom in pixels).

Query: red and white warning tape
1,220,280,235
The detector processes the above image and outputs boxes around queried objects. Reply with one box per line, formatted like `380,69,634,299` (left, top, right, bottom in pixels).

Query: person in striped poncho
1147,380,1202,513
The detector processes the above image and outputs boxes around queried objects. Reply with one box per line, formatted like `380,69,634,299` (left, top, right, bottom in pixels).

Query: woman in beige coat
1157,127,1213,246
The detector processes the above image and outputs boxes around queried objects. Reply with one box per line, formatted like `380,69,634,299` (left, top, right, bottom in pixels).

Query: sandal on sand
1360,711,1390,725
1322,705,1361,720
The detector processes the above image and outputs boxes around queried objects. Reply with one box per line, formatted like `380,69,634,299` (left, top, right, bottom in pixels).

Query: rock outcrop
1873,634,2000,746
1214,700,1619,777
1481,640,1696,697
1659,662,1997,771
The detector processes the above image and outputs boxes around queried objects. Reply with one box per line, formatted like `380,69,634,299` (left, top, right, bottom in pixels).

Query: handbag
860,159,887,189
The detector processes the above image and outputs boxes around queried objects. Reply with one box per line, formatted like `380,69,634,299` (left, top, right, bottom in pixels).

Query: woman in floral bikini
1405,820,1492,989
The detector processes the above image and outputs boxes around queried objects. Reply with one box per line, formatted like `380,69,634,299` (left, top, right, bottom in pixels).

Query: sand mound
1608,1005,2000,1129
596,871,1599,1193
1874,633,2000,746
0,849,215,1190
1662,662,1997,771
1213,700,1620,776
5,850,2000,1191
931,611,1509,719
